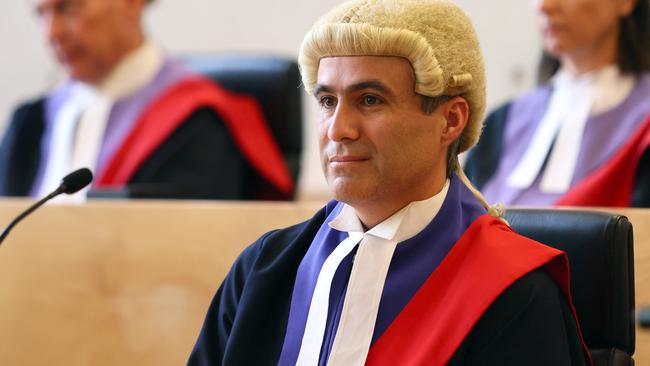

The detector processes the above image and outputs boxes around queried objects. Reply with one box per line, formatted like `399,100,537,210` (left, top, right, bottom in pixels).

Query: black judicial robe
0,77,293,200
188,205,588,366
0,99,247,199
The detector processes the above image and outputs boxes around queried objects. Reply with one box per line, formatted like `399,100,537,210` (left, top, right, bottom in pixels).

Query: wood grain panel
0,200,646,365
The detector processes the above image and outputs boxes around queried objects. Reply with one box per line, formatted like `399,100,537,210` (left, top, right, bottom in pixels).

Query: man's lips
541,21,564,37
329,155,369,164
53,44,82,65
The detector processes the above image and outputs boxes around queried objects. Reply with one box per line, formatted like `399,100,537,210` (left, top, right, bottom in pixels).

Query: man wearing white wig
189,0,591,365
0,0,292,200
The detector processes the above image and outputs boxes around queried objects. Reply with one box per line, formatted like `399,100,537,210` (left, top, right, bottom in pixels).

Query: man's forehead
33,0,74,7
316,56,415,92
32,0,81,11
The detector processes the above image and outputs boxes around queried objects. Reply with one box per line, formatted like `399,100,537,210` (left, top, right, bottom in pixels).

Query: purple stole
278,175,486,365
557,113,650,206
32,59,193,195
482,72,650,206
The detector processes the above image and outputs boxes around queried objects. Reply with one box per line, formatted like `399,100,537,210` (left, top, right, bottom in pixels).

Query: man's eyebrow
348,80,393,96
313,80,394,97
313,84,333,97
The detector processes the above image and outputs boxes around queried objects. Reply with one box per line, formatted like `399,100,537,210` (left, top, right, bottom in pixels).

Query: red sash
556,113,650,207
96,76,293,198
366,214,591,365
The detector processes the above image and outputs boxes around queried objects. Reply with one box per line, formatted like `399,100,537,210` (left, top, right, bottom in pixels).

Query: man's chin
329,180,374,205
63,64,99,84
65,68,88,82
542,41,565,59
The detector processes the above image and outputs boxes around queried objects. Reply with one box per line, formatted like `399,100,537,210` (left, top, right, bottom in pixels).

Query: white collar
87,40,163,99
507,64,635,193
553,64,634,116
329,179,450,242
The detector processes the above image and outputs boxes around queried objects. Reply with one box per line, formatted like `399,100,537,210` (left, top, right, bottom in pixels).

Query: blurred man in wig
0,0,291,200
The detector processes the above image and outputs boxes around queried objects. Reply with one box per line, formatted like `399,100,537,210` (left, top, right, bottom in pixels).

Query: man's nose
44,13,65,44
532,0,558,15
327,103,361,142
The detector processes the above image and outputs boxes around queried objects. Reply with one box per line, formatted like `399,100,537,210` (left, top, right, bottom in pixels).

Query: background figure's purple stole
482,73,650,206
33,59,193,195
278,175,486,365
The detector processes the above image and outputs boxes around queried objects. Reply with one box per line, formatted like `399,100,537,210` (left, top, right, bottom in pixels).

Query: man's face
531,0,634,59
33,0,142,83
315,56,451,213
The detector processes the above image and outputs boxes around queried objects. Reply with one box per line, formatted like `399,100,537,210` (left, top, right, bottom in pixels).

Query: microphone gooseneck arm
0,188,63,246
0,168,93,247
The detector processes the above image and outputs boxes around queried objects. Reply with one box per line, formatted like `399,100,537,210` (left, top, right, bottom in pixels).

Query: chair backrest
505,209,635,366
184,55,303,199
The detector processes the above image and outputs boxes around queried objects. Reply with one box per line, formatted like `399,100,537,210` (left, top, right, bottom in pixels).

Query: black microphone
0,168,93,246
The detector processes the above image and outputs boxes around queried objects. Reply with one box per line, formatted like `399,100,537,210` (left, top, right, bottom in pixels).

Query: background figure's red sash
556,113,650,207
96,76,293,197
366,214,591,366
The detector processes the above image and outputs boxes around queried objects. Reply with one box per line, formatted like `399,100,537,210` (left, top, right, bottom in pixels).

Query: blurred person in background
0,0,292,201
465,0,650,207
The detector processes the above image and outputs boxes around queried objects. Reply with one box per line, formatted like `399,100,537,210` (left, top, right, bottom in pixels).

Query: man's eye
319,96,336,108
55,0,80,16
363,95,381,105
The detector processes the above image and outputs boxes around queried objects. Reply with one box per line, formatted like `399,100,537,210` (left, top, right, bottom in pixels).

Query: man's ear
440,96,469,147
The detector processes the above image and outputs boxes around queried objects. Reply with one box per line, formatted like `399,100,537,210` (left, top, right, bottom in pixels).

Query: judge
0,0,292,200
188,0,591,365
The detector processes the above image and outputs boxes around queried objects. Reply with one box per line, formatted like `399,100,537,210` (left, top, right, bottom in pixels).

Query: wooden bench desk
0,200,647,365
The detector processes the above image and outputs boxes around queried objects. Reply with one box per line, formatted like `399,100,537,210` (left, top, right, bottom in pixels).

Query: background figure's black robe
187,207,588,366
0,99,247,199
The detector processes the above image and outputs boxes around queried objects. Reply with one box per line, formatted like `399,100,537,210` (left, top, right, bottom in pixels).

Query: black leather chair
184,55,303,199
505,209,635,366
